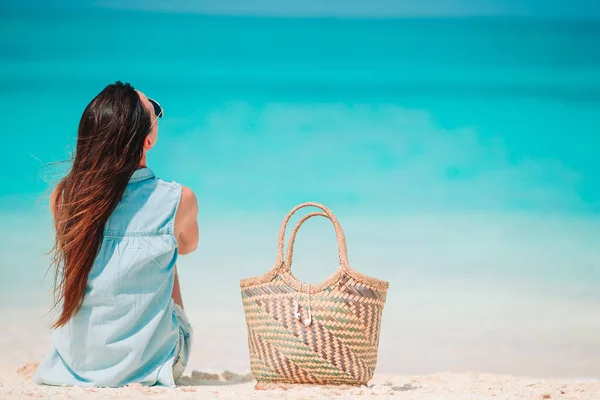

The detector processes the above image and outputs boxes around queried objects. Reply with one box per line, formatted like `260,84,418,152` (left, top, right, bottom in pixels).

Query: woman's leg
172,266,184,309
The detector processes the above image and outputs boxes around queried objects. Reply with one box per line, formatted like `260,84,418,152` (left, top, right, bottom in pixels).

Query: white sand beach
2,361,600,399
2,218,600,399
2,278,600,399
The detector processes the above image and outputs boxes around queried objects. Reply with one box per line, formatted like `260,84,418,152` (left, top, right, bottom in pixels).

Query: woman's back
35,168,185,387
35,82,198,387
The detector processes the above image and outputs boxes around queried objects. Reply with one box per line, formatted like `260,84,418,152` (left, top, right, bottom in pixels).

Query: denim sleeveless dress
34,168,192,387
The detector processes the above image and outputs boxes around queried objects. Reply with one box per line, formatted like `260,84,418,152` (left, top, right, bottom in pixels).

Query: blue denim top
34,168,183,387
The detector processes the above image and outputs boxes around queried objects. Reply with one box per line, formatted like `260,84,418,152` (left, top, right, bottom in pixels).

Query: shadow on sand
177,371,254,387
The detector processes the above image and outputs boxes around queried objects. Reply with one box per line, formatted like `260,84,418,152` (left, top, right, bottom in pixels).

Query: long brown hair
51,81,152,328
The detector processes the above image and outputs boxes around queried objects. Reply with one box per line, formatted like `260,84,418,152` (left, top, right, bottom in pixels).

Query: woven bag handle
284,212,344,270
275,202,349,273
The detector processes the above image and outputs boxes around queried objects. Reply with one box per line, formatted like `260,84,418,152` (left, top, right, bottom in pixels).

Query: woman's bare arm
174,186,199,255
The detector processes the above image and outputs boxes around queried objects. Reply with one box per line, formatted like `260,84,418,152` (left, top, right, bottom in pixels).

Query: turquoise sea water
1,9,600,377
2,12,600,211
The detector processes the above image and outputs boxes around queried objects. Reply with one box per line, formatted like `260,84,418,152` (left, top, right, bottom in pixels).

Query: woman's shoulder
155,176,183,191
154,178,196,205
153,177,197,216
177,185,198,217
174,185,199,240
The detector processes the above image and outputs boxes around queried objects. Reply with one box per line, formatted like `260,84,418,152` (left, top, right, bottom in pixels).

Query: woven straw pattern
240,202,389,386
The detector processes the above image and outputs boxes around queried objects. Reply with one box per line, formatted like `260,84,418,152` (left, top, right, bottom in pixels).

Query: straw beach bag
240,202,389,387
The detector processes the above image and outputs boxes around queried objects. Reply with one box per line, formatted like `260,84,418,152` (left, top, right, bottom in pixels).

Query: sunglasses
148,98,163,119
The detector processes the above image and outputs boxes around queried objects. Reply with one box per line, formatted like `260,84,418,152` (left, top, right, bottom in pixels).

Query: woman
34,81,199,387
